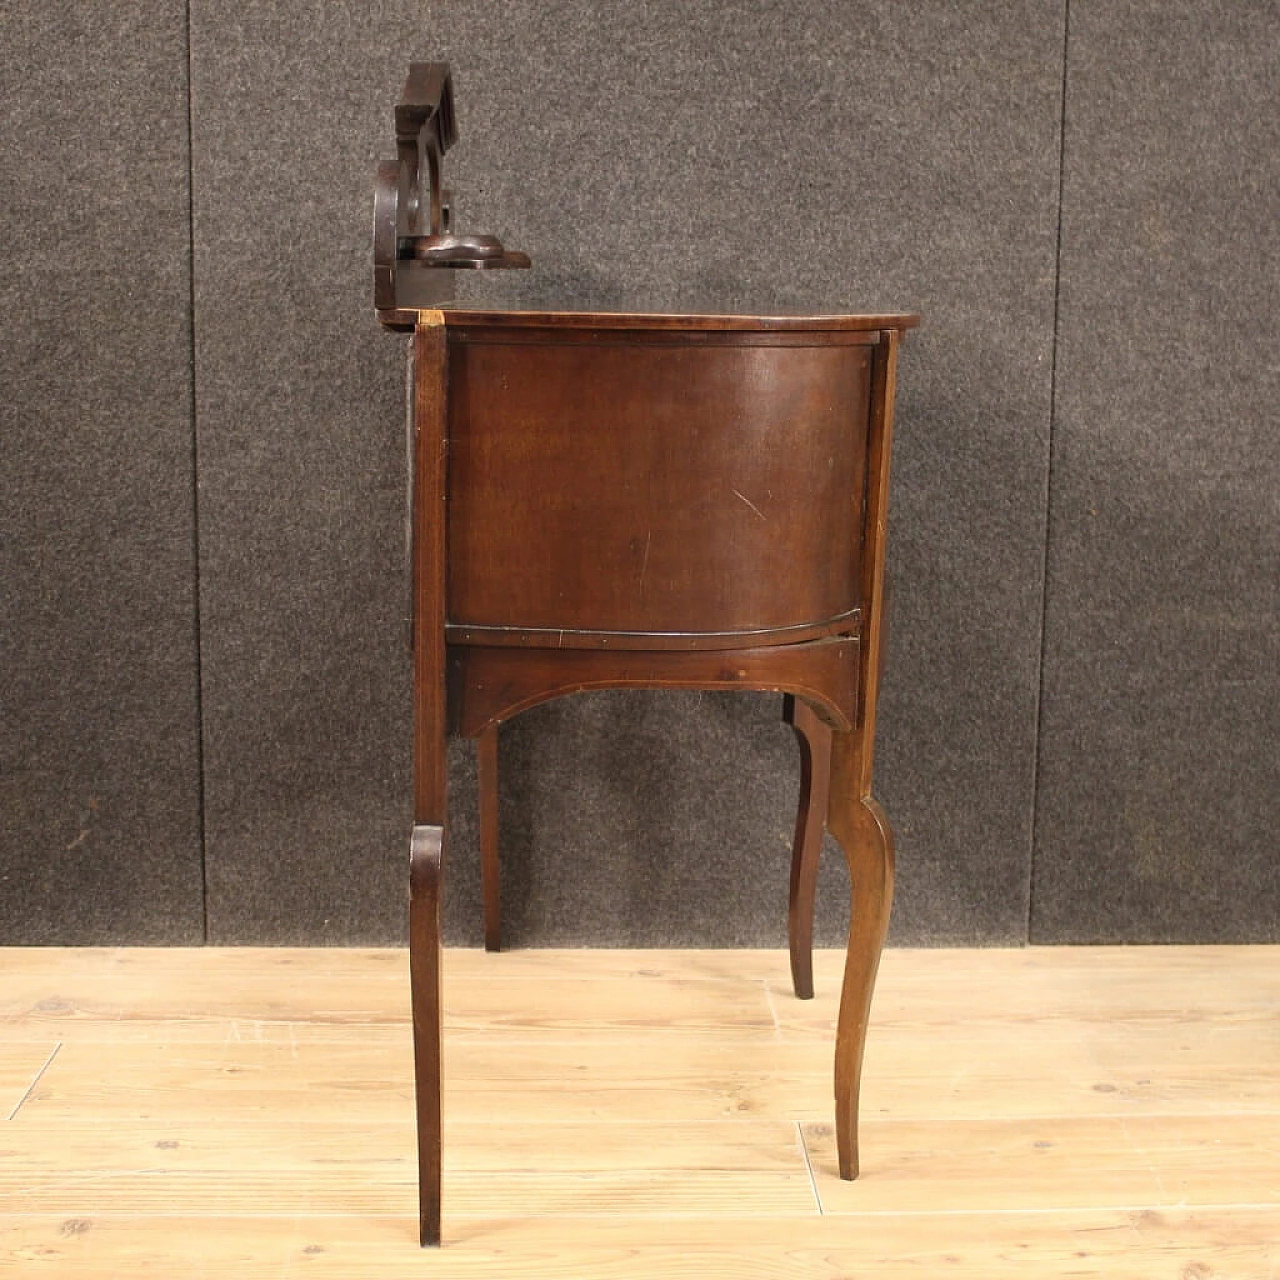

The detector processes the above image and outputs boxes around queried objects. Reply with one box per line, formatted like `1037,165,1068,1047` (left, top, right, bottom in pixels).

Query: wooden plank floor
1,945,1277,1277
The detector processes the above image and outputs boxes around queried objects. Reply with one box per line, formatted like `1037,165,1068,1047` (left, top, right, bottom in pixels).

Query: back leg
783,695,833,1000
478,724,501,951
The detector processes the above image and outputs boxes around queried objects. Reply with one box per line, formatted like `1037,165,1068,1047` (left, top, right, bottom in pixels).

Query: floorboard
1,945,1276,1277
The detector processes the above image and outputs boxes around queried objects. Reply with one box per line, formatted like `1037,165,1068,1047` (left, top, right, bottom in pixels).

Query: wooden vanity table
375,64,918,1246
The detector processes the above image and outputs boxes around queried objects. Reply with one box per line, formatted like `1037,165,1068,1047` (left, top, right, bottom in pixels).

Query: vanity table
375,64,918,1246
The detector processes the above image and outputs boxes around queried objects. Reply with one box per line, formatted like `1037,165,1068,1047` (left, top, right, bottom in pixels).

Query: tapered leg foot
828,734,895,1181
409,824,445,1245
783,695,833,1000
478,725,501,952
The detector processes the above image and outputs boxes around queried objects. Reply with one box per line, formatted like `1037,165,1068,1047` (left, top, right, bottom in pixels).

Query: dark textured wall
187,6,417,943
2,2,1275,947
1031,3,1280,942
190,0,1063,947
0,6,204,942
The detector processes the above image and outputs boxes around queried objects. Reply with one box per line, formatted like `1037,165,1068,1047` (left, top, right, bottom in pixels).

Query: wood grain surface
1,945,1276,1276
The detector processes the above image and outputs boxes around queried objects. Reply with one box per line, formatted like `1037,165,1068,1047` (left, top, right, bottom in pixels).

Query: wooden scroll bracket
375,62,529,329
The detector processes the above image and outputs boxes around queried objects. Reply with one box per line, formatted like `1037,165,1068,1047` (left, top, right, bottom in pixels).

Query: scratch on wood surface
732,488,767,521
796,1122,823,1214
7,1043,62,1120
639,531,652,594
760,980,782,1042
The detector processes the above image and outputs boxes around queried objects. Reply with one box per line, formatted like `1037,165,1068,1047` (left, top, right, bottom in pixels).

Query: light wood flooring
1,945,1277,1277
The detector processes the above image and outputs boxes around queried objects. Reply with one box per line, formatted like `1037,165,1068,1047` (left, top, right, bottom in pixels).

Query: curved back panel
444,322,878,647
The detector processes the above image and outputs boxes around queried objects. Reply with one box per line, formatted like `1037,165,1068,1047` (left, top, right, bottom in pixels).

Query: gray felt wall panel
192,1,1064,945
0,7,203,941
1031,2,1280,941
189,10,422,943
7,4,1273,948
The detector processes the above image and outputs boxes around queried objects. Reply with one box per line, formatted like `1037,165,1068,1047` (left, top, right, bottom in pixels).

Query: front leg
409,316,449,1243
827,731,895,1180
409,824,445,1244
824,327,901,1178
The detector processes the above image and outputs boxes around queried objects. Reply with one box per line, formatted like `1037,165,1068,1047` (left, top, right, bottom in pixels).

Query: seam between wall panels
183,0,209,943
1026,0,1073,943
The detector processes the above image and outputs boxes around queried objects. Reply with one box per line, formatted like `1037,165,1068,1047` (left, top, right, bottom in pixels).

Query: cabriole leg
828,731,895,1180
783,694,833,1000
409,316,449,1243
409,823,445,1245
